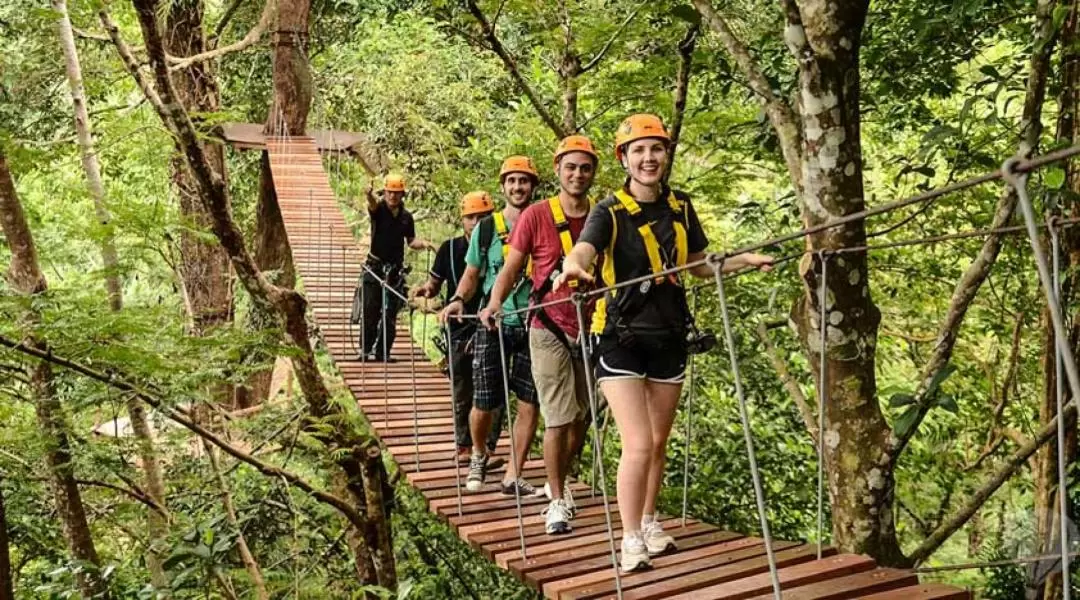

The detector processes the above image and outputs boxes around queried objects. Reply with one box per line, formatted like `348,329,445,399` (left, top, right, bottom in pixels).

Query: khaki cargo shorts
530,326,589,428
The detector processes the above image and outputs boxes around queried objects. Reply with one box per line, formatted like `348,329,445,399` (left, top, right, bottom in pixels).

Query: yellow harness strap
548,196,595,288
493,211,532,277
613,190,687,284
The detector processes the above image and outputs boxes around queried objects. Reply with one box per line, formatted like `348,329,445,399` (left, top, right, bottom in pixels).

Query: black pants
360,274,404,359
449,337,502,451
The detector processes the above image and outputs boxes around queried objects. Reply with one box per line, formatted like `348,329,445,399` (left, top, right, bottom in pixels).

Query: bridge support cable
681,287,700,527
1052,222,1072,600
444,323,466,517
409,306,420,473
574,295,623,600
1008,158,1080,597
713,260,783,600
382,283,390,428
495,317,529,559
817,251,829,560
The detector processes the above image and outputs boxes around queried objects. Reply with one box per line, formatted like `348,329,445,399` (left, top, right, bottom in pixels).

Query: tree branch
167,0,275,71
211,0,248,44
887,0,1059,462
579,4,641,73
72,478,169,518
0,334,368,530
756,322,819,446
690,0,803,191
666,24,698,179
464,0,567,138
98,10,169,131
908,400,1077,563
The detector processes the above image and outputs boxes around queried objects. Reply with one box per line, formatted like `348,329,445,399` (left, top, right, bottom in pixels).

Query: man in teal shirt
440,156,542,496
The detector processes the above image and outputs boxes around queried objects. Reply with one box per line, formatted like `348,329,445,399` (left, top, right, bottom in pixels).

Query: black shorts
472,325,538,411
593,332,687,384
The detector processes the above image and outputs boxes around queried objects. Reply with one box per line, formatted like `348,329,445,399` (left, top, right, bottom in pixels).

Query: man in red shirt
480,135,597,535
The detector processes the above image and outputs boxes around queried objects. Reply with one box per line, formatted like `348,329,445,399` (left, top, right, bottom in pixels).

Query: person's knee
650,435,668,459
622,431,654,463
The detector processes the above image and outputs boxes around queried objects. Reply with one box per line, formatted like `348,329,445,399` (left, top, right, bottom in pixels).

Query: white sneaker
543,498,573,535
642,519,677,556
620,532,651,573
563,483,576,515
544,479,576,515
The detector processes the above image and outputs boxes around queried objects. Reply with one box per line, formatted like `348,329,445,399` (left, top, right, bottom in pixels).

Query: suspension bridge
247,131,1021,599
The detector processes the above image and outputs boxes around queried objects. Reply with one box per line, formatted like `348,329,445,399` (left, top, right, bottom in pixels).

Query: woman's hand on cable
745,253,774,272
552,261,594,292
477,304,499,330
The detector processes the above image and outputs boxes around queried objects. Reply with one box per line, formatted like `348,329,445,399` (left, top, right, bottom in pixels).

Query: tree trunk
361,443,396,590
0,474,14,600
122,1,396,588
558,53,580,135
202,441,269,599
165,0,234,341
53,1,171,587
331,470,379,588
1035,2,1079,596
784,0,906,566
52,0,121,311
0,151,109,599
666,25,698,180
241,0,311,408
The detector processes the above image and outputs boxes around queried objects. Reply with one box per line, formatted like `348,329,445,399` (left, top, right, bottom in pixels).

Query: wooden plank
594,544,826,600
740,567,916,600
522,530,743,591
458,500,616,539
858,583,972,599
450,496,611,529
476,513,620,555
661,554,876,600
511,522,716,577
549,538,791,600
495,518,683,568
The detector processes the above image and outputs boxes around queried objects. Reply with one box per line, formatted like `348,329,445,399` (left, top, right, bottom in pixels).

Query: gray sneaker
465,453,488,492
501,478,544,497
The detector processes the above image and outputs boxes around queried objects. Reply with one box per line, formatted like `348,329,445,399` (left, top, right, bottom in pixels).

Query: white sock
641,514,655,527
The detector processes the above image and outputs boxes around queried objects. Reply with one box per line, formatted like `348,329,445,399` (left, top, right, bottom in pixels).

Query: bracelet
449,295,465,306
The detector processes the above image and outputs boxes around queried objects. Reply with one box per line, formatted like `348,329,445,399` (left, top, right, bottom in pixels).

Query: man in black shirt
412,191,501,464
360,173,435,361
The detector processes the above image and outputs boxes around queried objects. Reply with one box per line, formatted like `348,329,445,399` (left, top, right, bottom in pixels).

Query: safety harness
591,189,690,337
528,197,594,352
477,212,531,306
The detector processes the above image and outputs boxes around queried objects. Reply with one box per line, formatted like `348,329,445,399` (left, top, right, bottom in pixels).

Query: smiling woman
555,113,773,573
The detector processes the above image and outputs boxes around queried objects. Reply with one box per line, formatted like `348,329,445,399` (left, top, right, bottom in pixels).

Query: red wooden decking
264,137,970,599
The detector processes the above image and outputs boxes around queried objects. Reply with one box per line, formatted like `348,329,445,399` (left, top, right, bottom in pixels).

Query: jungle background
1,0,1079,596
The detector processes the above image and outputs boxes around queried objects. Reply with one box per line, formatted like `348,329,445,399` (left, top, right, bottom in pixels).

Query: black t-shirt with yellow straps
578,187,708,336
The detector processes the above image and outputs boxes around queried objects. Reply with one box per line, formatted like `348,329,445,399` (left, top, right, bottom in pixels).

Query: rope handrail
337,145,1080,596
386,144,1080,323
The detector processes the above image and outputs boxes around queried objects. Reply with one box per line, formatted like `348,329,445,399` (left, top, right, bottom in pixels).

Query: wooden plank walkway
265,137,970,599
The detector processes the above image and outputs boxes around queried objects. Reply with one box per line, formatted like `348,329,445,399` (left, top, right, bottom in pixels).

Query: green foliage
1,0,1076,596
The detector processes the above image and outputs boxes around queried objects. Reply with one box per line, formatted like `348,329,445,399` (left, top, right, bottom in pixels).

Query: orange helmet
460,191,495,216
499,156,539,182
383,173,406,192
614,114,670,161
554,135,598,168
